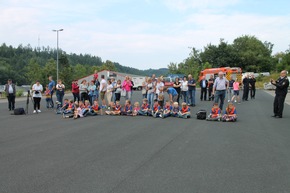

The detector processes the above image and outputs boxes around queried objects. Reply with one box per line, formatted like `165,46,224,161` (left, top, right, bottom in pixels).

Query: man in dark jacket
208,75,214,101
4,79,16,111
199,76,208,101
249,75,256,99
242,74,250,101
271,70,289,118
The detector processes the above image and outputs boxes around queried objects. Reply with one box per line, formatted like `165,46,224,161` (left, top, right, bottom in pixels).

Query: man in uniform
271,70,289,118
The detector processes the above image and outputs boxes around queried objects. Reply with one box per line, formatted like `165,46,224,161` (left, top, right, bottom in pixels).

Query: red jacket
72,83,79,93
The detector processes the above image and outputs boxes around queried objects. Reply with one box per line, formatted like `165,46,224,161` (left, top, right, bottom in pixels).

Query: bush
16,90,23,97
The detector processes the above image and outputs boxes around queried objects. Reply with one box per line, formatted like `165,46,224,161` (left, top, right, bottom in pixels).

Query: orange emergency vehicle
199,67,242,83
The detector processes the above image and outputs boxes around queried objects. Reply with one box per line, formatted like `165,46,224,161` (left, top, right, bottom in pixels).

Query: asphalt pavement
0,90,290,193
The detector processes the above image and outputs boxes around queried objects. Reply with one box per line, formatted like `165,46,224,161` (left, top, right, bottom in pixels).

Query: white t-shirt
156,82,164,95
32,84,43,98
56,83,65,91
107,84,113,93
147,83,155,94
181,81,188,91
100,79,107,92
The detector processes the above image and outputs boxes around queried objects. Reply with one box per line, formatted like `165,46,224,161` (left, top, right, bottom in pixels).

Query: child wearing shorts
121,100,132,115
132,102,140,116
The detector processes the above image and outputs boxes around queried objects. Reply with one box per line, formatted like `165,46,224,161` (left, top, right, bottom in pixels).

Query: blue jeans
214,90,226,110
188,90,196,105
147,92,155,109
182,91,188,104
56,91,64,105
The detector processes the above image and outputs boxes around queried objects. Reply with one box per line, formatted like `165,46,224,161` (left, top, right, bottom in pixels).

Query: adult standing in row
213,71,229,110
141,77,148,99
173,77,181,103
199,76,208,101
271,70,289,118
115,80,122,101
4,79,16,111
227,76,235,102
32,80,43,113
181,76,188,104
88,80,96,105
71,80,80,102
99,75,107,108
242,74,250,101
56,79,65,105
249,75,256,99
80,80,88,102
48,76,55,108
208,75,214,101
187,74,196,107
122,76,132,100
146,78,155,109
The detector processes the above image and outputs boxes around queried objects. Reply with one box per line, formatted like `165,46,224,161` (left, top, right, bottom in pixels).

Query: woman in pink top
122,76,132,100
231,78,240,104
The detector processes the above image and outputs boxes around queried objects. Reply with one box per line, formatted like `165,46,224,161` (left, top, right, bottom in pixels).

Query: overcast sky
1,0,290,70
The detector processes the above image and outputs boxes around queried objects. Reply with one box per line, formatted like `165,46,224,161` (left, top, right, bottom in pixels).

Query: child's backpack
196,110,207,120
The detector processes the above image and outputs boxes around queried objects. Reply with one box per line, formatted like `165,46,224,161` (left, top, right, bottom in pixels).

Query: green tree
24,58,43,84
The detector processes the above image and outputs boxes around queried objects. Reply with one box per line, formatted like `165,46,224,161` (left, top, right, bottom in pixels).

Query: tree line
168,35,290,79
0,43,167,87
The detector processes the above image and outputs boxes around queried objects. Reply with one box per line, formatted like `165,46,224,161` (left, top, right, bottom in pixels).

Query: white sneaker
234,100,237,103
33,110,37,113
228,100,230,102
37,110,41,113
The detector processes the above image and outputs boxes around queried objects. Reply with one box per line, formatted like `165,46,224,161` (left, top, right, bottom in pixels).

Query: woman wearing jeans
56,79,65,105
146,78,155,109
32,80,43,113
181,76,189,104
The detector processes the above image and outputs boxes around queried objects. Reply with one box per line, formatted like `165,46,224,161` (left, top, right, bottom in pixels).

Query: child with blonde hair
171,102,180,117
162,100,172,118
178,102,191,118
222,102,237,122
132,102,140,116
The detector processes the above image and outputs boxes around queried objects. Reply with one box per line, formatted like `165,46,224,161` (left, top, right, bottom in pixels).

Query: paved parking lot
0,90,290,193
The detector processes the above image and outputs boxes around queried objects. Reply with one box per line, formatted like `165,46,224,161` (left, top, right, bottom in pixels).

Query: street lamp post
52,29,63,82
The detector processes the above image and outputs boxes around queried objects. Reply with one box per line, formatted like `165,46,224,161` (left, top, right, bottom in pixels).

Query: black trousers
73,92,80,102
208,87,213,100
250,87,256,98
81,92,88,102
243,86,249,100
33,97,41,110
7,94,15,110
200,88,207,101
274,94,286,117
115,93,121,102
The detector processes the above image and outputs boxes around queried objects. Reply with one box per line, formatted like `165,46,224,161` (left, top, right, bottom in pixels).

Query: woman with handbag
32,80,43,113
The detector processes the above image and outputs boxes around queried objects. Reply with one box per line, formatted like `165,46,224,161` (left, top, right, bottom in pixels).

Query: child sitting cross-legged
83,100,99,116
171,102,180,117
91,100,100,115
111,100,122,115
222,102,237,122
105,102,115,115
63,102,84,119
63,99,74,115
178,102,191,119
148,99,162,118
132,102,140,116
121,100,133,116
162,100,172,119
138,98,149,116
206,103,222,121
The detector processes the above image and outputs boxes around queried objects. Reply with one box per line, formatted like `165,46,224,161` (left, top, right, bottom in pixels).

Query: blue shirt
48,80,55,91
167,87,178,96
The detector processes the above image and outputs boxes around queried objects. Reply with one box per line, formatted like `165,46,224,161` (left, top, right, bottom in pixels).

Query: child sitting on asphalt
206,103,222,121
56,99,69,114
91,100,100,115
111,101,122,115
63,99,74,115
138,98,149,116
63,102,84,119
171,102,180,117
222,102,237,122
105,102,115,115
178,102,191,118
121,100,133,115
132,102,140,116
162,100,172,119
148,99,162,118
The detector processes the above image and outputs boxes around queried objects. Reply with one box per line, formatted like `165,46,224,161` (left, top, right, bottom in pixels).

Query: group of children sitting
55,98,237,122
206,102,237,122
56,98,191,119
